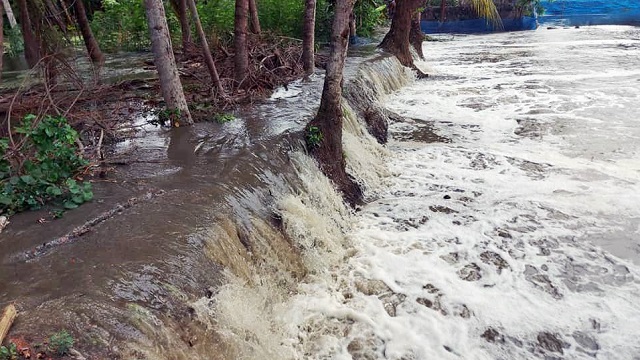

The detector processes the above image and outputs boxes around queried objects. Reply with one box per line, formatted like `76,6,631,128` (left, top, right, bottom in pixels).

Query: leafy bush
0,343,18,360
48,330,74,356
0,115,93,215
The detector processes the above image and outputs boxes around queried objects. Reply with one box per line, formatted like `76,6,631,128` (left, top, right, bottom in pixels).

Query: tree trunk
0,0,3,85
234,0,249,86
45,0,67,34
17,0,40,68
145,0,193,126
248,0,260,34
176,0,192,51
308,0,361,206
302,0,316,76
440,0,446,22
379,0,424,70
74,0,105,63
409,11,425,59
186,0,224,94
2,0,17,28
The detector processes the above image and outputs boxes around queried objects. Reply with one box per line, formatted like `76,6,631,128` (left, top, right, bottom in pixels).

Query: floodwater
2,25,640,359
279,26,640,359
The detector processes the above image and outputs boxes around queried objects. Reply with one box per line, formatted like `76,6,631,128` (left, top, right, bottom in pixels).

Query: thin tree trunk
0,0,4,85
308,0,360,206
186,0,224,94
74,0,105,63
302,0,316,76
176,0,192,51
440,0,446,22
379,0,424,69
17,0,40,68
145,0,193,126
59,0,74,25
248,0,260,34
234,0,249,86
2,0,16,28
44,0,67,34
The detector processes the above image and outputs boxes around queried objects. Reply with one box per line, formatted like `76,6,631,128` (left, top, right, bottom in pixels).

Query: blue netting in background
540,0,640,26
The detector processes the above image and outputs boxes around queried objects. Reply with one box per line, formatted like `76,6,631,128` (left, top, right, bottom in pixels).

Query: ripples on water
285,26,640,359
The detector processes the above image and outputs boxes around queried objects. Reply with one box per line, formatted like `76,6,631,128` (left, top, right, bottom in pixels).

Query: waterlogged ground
288,26,640,359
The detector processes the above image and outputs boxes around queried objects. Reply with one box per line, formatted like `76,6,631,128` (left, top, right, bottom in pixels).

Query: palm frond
469,0,503,29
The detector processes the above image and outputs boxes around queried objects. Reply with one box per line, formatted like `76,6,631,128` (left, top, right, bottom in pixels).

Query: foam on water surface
283,26,640,359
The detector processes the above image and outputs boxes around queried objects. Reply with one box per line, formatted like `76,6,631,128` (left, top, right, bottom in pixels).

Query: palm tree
380,0,501,70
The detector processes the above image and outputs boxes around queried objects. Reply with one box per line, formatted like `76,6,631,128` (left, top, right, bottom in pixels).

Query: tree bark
2,0,17,28
17,0,40,68
302,0,316,76
234,0,249,86
308,0,361,206
378,0,425,71
176,0,193,51
186,0,224,95
409,11,425,59
0,0,4,85
248,0,260,34
45,0,68,34
145,0,193,126
74,0,105,63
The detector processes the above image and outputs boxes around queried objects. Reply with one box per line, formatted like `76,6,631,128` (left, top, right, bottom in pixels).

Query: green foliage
91,0,179,52
4,27,25,58
149,107,182,127
0,115,93,215
258,0,305,37
353,0,386,38
48,330,74,356
214,113,235,124
88,0,383,52
0,343,18,360
306,125,323,148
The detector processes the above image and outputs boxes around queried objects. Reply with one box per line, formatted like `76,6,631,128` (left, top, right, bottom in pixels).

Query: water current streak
286,26,640,359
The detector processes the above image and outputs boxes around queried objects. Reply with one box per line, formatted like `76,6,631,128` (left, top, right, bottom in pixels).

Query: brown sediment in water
0,51,413,358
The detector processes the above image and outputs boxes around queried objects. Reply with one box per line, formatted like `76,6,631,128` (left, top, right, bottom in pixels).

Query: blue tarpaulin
540,0,640,26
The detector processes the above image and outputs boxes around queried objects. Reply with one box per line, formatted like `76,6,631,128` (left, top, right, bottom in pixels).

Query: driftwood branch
19,189,165,262
0,304,17,345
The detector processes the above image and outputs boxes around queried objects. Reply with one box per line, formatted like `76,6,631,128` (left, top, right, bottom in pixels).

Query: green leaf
20,175,35,185
71,194,84,204
46,185,63,196
82,190,93,201
64,201,79,209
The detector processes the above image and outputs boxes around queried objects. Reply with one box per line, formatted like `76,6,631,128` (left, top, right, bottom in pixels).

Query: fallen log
0,304,17,345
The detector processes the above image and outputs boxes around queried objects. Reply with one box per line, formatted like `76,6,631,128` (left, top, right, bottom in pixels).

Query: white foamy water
284,26,640,359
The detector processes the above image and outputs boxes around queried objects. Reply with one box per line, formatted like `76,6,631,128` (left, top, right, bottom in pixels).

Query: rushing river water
2,26,640,360
261,26,640,359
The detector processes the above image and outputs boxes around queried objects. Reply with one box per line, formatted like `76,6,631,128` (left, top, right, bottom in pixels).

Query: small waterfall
191,55,416,359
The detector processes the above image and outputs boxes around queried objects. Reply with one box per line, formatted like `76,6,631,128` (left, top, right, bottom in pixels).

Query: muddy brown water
0,48,379,357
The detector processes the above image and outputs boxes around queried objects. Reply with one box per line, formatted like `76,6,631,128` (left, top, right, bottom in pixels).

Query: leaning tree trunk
234,0,249,86
186,0,224,95
248,0,260,34
17,0,40,68
145,0,193,126
176,0,192,51
409,11,425,59
379,0,423,68
2,0,17,28
74,0,105,63
302,0,316,76
0,0,3,85
307,0,360,206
